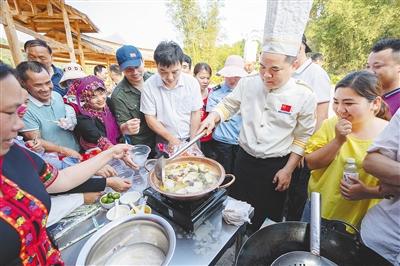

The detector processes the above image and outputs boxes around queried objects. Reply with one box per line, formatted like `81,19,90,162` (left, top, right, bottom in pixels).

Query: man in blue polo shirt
206,55,247,173
17,61,81,158
24,39,65,96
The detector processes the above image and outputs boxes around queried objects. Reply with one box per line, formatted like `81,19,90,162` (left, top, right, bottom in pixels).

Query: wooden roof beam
31,13,82,20
47,1,54,16
28,0,37,15
60,0,76,62
0,16,70,51
12,0,20,14
13,14,31,24
1,0,23,65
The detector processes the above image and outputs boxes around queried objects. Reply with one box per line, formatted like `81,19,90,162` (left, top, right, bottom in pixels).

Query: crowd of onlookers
0,36,399,265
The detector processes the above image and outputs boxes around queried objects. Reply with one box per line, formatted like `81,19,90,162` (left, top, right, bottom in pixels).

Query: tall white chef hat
263,0,313,57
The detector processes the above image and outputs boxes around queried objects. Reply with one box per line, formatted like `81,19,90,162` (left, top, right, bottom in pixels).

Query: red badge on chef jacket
279,104,292,114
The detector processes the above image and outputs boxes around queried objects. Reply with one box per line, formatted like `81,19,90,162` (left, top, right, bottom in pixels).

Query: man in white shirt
293,35,331,130
140,41,203,152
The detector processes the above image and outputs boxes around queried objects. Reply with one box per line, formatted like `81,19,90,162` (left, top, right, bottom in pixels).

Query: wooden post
12,0,20,14
1,0,23,65
47,1,53,16
61,0,76,62
74,21,86,68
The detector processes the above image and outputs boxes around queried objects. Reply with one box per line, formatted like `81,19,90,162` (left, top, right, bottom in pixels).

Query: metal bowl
76,214,176,265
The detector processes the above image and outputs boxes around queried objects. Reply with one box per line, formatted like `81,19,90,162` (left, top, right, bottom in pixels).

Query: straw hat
59,62,87,86
216,55,248,78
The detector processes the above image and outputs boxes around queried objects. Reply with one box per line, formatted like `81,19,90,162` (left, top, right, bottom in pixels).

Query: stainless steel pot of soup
148,156,235,201
76,214,176,266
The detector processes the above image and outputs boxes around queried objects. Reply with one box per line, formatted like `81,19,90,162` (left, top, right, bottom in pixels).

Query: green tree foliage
166,0,221,65
307,0,400,82
166,0,244,83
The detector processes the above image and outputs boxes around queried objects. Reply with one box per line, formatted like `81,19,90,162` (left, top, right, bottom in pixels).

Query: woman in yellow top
303,70,390,228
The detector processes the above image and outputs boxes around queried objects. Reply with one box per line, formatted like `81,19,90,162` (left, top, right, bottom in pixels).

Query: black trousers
231,148,293,231
286,164,310,221
200,139,217,160
213,140,239,174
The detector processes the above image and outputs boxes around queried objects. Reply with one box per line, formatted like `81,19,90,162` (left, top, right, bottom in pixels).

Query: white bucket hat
59,62,87,86
217,55,248,78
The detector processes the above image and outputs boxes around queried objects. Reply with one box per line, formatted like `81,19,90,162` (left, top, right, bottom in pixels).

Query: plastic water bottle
343,158,359,184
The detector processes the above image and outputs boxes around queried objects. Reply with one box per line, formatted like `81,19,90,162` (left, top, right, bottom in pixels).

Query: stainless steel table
57,198,247,266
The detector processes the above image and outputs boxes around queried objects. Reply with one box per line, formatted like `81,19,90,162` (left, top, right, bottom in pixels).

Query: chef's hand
335,118,352,143
273,168,292,191
96,165,117,177
197,112,220,136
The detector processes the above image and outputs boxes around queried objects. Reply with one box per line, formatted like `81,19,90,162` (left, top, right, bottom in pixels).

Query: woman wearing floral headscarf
74,76,122,151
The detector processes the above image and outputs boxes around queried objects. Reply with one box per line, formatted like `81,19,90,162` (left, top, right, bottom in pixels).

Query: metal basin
76,214,176,265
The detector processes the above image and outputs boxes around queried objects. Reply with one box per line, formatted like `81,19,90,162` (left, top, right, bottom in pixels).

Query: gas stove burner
143,188,227,232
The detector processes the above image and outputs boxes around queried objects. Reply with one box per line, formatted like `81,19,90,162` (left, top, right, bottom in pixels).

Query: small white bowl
106,205,130,221
99,195,115,209
120,191,141,205
99,192,121,209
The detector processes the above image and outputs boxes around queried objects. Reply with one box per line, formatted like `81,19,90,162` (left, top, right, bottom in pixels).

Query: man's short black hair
16,61,48,83
371,38,400,64
94,65,106,75
154,41,184,67
24,39,52,54
182,54,192,69
371,38,400,53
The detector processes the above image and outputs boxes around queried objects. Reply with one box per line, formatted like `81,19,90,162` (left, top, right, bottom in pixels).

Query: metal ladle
271,192,337,266
154,131,206,182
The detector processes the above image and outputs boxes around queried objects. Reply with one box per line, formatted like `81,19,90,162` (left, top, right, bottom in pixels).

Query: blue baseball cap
116,45,143,71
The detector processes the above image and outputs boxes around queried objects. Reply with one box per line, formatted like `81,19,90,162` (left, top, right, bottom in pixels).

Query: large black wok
236,220,390,266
